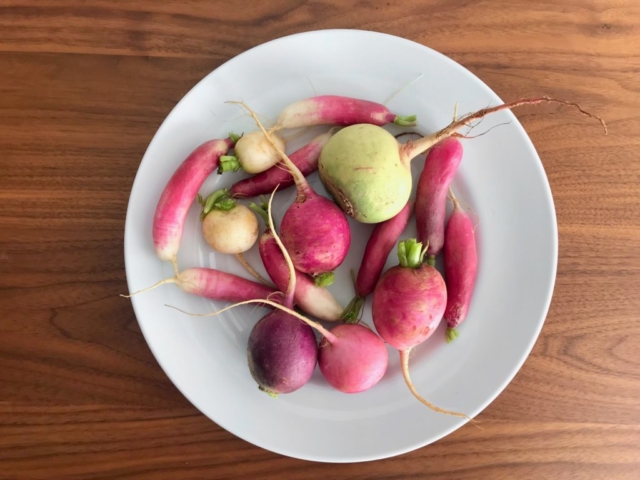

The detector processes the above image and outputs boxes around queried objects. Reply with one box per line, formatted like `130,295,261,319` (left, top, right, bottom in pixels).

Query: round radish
219,130,286,174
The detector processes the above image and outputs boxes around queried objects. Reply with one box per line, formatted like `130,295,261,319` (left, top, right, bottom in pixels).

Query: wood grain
1,0,639,478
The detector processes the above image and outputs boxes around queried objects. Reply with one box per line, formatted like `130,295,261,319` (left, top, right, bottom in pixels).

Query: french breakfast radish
415,138,463,265
372,239,468,419
232,102,351,283
153,136,236,273
343,200,414,322
276,95,417,129
230,131,333,199
219,131,286,174
319,97,606,223
443,191,478,343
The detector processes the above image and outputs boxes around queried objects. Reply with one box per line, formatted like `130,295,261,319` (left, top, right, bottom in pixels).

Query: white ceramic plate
124,29,557,463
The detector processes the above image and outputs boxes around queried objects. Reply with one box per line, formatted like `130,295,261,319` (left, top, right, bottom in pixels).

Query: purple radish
443,191,478,343
230,131,333,199
343,200,414,322
121,267,278,304
276,95,417,129
415,138,463,265
372,239,468,419
153,136,236,272
319,97,606,224
232,101,351,285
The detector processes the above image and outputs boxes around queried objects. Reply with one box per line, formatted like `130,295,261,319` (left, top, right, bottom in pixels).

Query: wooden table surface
1,1,639,478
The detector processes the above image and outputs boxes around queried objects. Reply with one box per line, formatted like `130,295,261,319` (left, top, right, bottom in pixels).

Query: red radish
277,95,417,129
121,267,278,304
230,131,333,199
319,97,606,224
153,136,236,273
372,239,468,419
343,200,414,322
231,102,351,284
443,191,478,343
219,131,286,174
415,138,463,265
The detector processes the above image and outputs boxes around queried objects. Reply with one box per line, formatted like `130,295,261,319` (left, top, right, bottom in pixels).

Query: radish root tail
235,253,274,287
121,277,177,298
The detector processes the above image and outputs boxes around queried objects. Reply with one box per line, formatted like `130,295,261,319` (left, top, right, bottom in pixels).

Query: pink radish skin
277,95,417,129
415,138,463,264
443,194,478,342
372,239,468,419
231,132,332,199
259,231,343,322
153,137,234,270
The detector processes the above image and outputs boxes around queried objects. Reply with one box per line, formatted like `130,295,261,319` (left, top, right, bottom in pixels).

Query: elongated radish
277,95,417,129
199,189,258,255
319,97,606,223
372,239,468,419
343,200,414,322
153,136,236,273
443,191,478,343
219,131,286,174
231,102,351,282
415,138,463,265
121,267,278,304
230,131,333,199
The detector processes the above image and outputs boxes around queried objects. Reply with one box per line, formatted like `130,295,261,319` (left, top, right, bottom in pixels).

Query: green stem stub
228,132,242,144
314,272,335,287
341,296,365,324
446,327,459,343
398,239,427,268
200,188,235,220
426,255,436,267
248,199,270,227
394,114,418,127
258,385,278,398
218,155,241,174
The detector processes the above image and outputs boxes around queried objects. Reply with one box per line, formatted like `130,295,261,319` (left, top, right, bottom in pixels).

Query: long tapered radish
122,267,278,304
319,97,606,223
415,138,464,264
372,239,468,419
153,136,236,272
343,200,414,322
231,102,351,282
443,191,478,343
276,95,417,129
230,131,333,199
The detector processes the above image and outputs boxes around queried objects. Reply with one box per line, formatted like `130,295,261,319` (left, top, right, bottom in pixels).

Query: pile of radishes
126,94,605,419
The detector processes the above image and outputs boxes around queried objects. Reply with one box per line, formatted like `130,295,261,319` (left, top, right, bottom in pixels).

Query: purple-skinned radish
415,138,463,265
230,131,333,199
372,239,468,419
231,101,351,285
443,190,478,343
276,95,417,129
319,97,606,224
343,200,414,322
153,136,236,273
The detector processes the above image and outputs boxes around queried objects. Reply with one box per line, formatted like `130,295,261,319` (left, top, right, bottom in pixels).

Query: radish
372,239,468,419
415,138,463,265
153,136,236,273
319,97,606,223
277,95,417,129
343,200,414,322
121,267,278,304
218,131,286,174
231,102,351,284
443,190,478,343
198,189,259,255
230,131,333,199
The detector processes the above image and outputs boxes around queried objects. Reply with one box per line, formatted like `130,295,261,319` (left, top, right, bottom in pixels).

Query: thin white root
266,187,296,308
121,278,177,298
384,73,424,106
235,253,274,287
170,257,179,277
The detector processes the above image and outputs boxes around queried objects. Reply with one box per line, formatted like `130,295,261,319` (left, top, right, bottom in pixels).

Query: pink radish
343,200,414,322
230,131,333,199
232,102,351,285
443,191,478,343
153,136,236,273
277,95,417,129
415,138,463,265
122,267,278,304
372,239,468,419
319,97,606,224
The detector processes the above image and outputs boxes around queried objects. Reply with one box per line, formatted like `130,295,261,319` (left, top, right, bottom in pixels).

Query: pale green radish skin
318,124,411,223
